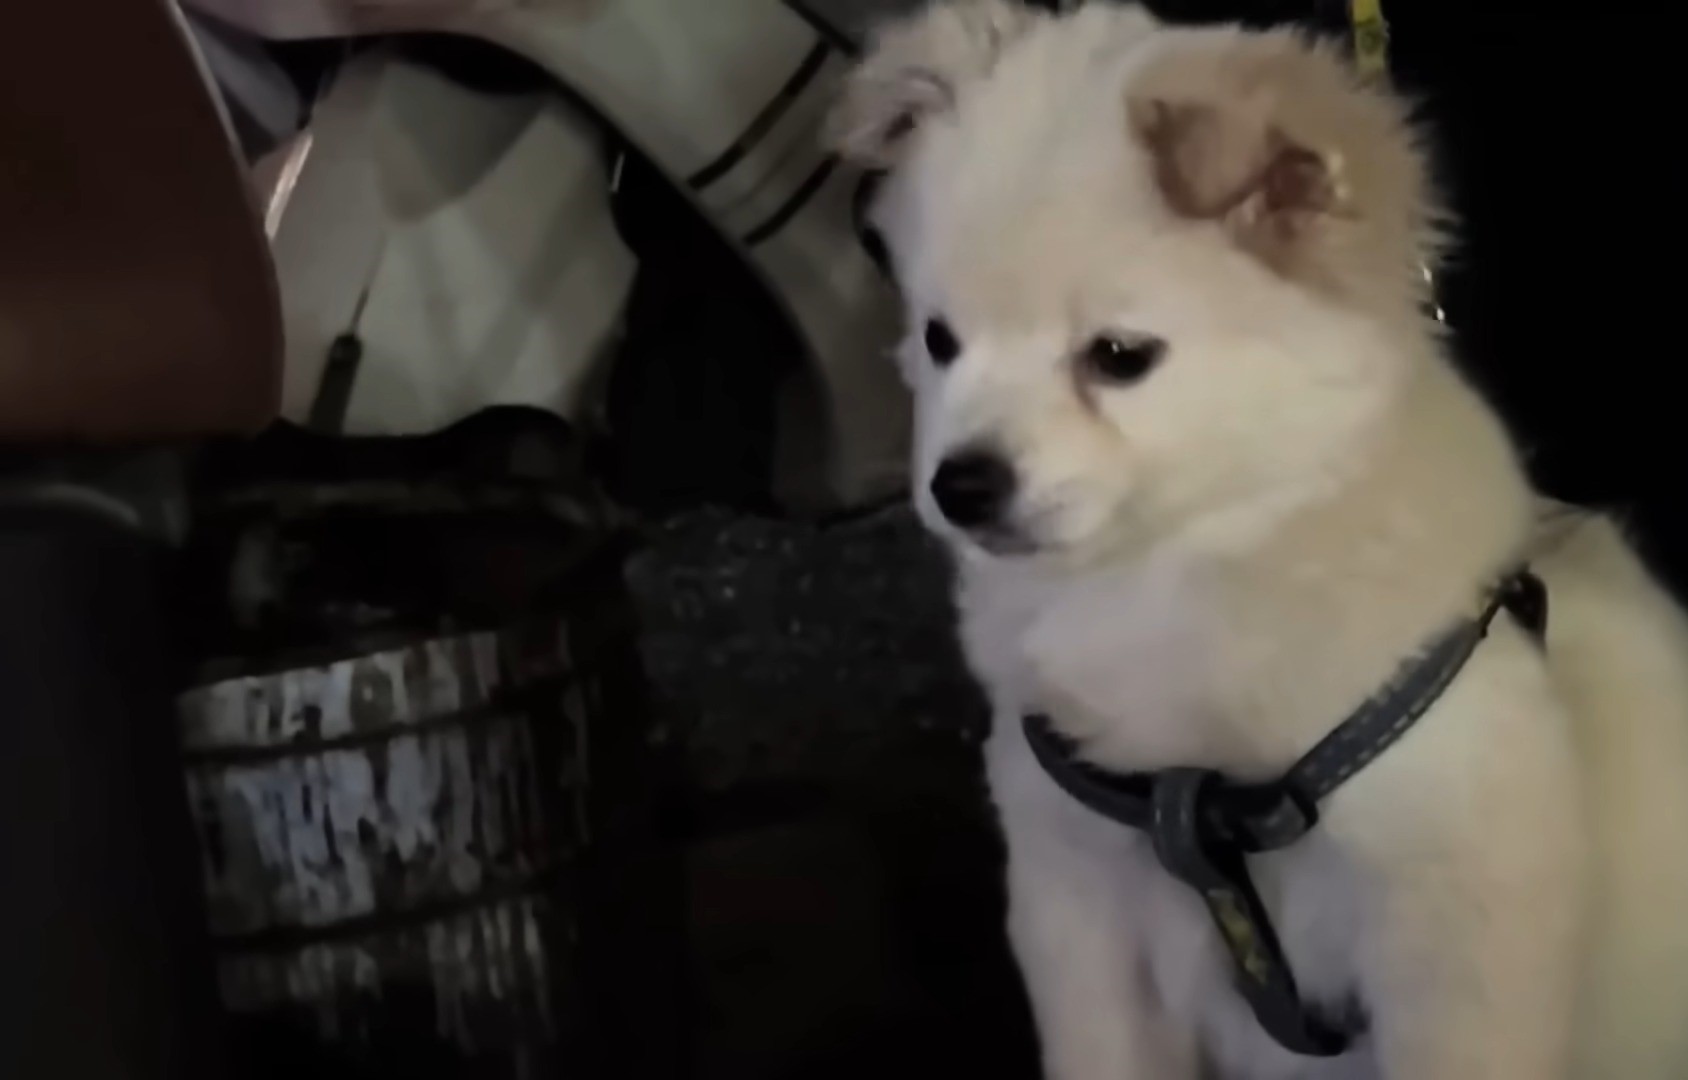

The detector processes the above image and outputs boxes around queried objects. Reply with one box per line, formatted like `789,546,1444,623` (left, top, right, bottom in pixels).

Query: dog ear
1128,30,1438,302
827,0,1038,168
1130,98,1341,223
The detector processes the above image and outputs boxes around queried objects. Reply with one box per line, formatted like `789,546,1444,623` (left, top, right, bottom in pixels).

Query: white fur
834,5,1688,1077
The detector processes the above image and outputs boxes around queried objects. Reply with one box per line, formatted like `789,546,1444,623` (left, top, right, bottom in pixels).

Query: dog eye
924,318,962,367
1080,334,1164,385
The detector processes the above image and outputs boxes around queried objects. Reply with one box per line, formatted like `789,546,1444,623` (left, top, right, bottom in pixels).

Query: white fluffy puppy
829,3,1688,1078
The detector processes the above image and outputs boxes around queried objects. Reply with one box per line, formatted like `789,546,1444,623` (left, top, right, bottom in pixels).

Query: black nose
931,450,1015,529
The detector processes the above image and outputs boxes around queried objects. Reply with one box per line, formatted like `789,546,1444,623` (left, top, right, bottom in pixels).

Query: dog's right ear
827,0,1036,168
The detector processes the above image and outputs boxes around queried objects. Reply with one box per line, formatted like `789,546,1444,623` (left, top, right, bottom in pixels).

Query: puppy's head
830,2,1442,562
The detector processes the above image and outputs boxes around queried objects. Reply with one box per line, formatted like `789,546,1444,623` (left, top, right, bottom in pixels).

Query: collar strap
1021,569,1545,1057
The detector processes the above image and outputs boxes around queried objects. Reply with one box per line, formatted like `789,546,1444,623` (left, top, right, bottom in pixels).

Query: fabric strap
1021,570,1546,1056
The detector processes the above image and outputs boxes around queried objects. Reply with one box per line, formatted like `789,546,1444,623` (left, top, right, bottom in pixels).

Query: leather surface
0,0,280,442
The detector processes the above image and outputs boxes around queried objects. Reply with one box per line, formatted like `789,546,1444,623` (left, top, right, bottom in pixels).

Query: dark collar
1021,570,1546,1058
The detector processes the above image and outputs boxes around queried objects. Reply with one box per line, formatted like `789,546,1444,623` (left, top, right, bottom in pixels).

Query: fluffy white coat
829,4,1688,1078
